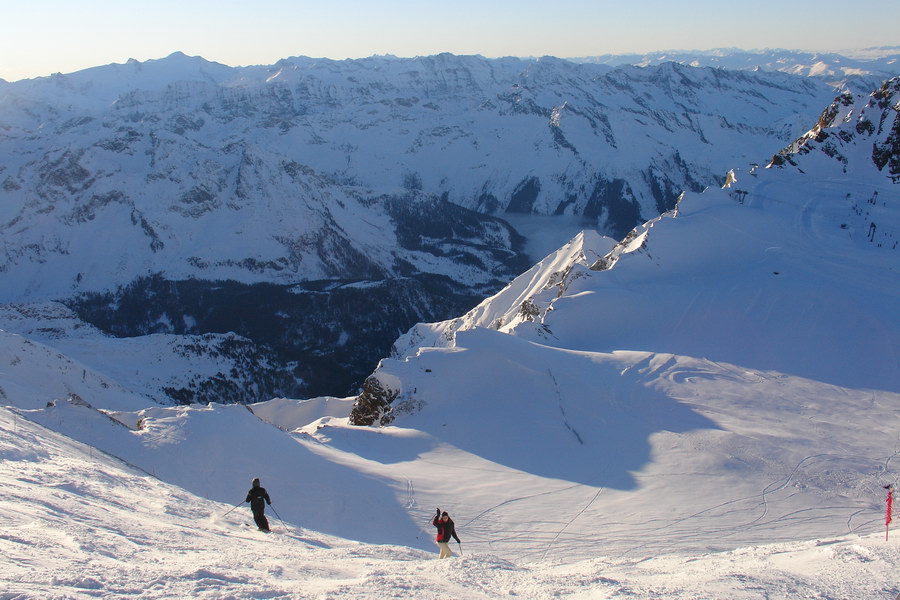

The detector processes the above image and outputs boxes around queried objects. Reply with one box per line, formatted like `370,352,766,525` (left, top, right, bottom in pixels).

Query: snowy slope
0,328,150,412
334,79,900,562
0,302,297,405
3,400,900,599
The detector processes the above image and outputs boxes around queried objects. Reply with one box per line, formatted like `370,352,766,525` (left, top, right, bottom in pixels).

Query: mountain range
0,66,896,598
0,51,867,400
576,46,900,92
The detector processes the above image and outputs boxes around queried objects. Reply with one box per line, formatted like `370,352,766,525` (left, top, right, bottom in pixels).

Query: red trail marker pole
885,485,893,542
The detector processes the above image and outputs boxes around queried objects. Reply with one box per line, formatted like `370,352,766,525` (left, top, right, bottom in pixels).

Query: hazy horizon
4,45,900,83
3,0,899,82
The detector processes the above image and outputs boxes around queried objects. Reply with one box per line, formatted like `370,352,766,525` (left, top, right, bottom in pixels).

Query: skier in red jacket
432,508,461,558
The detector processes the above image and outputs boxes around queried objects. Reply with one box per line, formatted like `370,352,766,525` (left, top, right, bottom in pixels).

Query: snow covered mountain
0,52,841,251
0,52,844,399
771,77,900,186
376,77,900,375
577,47,900,92
1,77,898,599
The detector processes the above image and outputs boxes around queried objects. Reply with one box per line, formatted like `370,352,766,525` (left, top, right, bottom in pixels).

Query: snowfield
2,408,899,599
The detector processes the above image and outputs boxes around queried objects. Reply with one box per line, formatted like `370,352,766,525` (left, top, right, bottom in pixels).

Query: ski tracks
405,479,416,509
462,483,586,529
621,450,896,558
457,484,585,554
540,486,604,561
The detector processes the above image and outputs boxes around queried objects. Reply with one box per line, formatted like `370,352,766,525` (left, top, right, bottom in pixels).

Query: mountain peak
771,76,900,182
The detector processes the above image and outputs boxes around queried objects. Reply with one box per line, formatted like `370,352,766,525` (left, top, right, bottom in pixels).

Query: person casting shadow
432,508,461,558
246,477,272,532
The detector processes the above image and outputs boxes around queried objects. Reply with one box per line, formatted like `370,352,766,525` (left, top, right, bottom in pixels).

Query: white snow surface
2,384,899,599
0,302,283,406
2,79,900,599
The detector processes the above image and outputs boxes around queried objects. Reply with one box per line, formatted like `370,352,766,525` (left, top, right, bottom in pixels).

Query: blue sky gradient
3,0,898,81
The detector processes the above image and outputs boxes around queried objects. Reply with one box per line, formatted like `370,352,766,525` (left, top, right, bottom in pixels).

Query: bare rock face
772,76,900,181
349,375,400,426
870,78,900,181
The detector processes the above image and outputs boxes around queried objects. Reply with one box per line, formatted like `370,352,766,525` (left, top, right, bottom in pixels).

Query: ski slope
3,406,899,599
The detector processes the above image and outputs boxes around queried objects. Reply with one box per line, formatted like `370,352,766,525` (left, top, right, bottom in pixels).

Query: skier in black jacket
246,478,272,532
432,508,460,558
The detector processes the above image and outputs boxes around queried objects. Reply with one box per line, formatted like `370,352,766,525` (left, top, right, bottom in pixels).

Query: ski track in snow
539,487,605,561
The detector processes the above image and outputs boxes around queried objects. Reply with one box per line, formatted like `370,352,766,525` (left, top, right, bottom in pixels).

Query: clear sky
2,0,899,82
